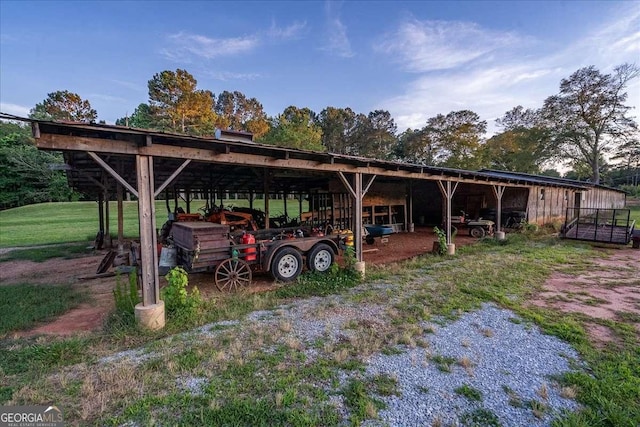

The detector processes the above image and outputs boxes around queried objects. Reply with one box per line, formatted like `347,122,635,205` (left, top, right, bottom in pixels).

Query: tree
115,103,155,129
214,90,270,139
0,122,74,209
260,106,323,150
396,128,436,164
541,64,639,184
423,110,486,169
349,110,397,159
318,107,358,154
480,106,553,173
30,90,97,122
148,69,217,135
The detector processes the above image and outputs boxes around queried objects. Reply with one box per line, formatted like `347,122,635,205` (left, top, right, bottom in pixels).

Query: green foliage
455,384,483,401
29,90,97,122
433,226,448,255
0,122,75,210
162,267,202,318
460,408,502,426
260,106,324,151
109,270,140,328
342,378,385,425
619,185,640,197
0,284,83,335
274,267,360,299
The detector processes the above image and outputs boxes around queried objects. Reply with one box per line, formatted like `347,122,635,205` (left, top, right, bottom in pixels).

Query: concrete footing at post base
496,231,506,241
354,261,366,278
135,300,165,330
447,243,456,255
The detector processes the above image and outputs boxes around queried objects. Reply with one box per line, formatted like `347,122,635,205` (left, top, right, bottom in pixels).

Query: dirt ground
2,228,638,341
529,247,640,345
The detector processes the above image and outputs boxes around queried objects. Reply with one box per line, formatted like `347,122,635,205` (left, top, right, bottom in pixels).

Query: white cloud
162,32,259,61
268,20,307,40
321,1,353,58
0,102,30,117
376,19,523,72
110,79,146,93
378,6,640,135
87,93,129,103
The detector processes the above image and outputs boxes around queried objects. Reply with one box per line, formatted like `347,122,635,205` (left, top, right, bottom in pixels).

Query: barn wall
526,186,625,225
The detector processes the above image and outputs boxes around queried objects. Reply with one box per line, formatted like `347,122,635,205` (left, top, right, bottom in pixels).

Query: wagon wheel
215,258,252,292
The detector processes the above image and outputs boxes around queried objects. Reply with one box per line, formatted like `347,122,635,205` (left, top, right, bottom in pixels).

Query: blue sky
1,1,638,134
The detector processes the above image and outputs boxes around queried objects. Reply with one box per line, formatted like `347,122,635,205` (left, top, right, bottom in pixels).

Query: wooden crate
172,222,230,251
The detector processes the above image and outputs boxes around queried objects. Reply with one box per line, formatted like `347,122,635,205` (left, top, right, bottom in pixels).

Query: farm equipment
448,211,495,238
167,222,342,292
364,224,393,245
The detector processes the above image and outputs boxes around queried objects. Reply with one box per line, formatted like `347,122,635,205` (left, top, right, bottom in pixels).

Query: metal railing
562,208,634,244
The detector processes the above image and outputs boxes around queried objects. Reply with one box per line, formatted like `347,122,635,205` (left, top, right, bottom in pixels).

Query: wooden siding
527,186,626,225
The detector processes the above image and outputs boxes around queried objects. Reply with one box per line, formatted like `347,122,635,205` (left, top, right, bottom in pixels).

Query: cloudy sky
1,1,638,134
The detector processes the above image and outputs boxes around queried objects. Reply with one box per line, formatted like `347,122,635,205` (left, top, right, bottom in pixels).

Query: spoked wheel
215,259,252,292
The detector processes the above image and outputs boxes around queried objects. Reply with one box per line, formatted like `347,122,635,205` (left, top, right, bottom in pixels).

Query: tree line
1,64,638,209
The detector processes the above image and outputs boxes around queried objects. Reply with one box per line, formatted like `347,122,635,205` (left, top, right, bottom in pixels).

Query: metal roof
479,169,625,194
0,113,605,195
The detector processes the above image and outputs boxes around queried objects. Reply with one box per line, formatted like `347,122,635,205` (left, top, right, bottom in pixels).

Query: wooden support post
408,181,414,232
117,183,124,252
298,194,303,222
98,193,105,242
136,154,160,307
354,173,363,262
492,185,506,234
283,191,288,220
104,188,110,245
437,180,459,245
264,170,270,230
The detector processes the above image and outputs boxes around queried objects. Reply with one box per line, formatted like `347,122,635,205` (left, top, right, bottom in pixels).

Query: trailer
169,222,342,292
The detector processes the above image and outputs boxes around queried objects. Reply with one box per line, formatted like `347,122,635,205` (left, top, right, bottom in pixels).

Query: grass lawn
0,199,305,248
0,284,84,335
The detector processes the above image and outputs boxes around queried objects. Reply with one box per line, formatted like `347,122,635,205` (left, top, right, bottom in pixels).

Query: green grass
1,233,638,426
455,384,483,401
0,284,84,335
0,243,93,262
0,199,306,247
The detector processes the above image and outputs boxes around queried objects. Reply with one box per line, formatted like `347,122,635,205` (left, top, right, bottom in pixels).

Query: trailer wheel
271,247,303,282
307,243,334,273
365,236,375,245
470,226,485,238
215,258,252,292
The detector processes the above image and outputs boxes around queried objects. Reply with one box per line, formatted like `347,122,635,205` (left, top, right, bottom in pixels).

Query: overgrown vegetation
0,284,84,335
162,267,202,322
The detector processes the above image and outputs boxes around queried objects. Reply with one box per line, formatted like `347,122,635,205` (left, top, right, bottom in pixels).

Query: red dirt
529,248,640,345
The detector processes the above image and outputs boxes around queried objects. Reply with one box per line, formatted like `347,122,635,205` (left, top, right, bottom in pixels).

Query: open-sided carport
4,113,622,329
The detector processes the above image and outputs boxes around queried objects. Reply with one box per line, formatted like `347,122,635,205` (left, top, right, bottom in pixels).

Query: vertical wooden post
104,188,110,245
264,170,270,230
298,194,303,222
408,181,414,231
136,154,160,306
492,185,506,233
354,173,363,262
437,180,458,245
117,183,124,252
97,193,105,249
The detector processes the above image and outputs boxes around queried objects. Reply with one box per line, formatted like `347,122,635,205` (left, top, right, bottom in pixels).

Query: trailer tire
307,243,334,273
470,226,485,238
271,247,303,282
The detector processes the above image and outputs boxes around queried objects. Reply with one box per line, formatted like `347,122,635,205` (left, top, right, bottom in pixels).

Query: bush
162,267,202,319
433,226,448,255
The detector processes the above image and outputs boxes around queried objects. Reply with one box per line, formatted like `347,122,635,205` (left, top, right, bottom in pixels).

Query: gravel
362,303,581,426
